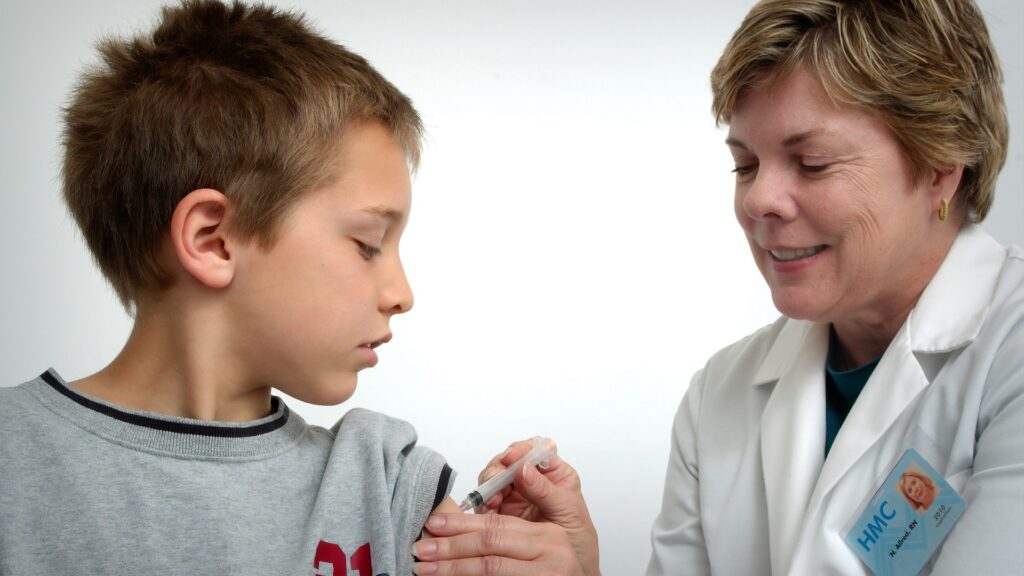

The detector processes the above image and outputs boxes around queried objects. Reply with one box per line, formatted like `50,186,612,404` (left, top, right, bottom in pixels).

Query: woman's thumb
516,464,583,526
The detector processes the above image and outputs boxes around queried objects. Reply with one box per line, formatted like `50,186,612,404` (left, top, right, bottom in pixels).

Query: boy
0,1,460,573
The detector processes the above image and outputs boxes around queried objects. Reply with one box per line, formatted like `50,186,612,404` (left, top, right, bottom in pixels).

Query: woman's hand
413,440,600,575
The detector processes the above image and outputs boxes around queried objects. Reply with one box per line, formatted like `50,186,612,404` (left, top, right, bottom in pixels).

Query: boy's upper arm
432,496,461,515
423,497,462,538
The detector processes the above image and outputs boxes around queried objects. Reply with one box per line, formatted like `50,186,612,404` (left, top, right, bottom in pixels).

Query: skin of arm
431,497,462,516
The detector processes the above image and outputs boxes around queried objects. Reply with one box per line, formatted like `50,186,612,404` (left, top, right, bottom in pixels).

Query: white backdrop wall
2,1,1021,573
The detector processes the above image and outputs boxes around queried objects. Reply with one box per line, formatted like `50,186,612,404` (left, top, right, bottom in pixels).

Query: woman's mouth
769,245,827,261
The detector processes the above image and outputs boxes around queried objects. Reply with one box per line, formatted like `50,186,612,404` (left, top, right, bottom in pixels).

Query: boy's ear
170,188,235,289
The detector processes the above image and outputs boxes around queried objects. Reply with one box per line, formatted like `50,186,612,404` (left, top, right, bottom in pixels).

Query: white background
2,1,1021,572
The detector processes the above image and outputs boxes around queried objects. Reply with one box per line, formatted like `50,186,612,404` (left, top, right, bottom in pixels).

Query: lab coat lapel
809,323,928,511
758,320,828,576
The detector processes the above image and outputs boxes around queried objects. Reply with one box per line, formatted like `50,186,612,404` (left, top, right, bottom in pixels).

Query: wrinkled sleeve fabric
331,408,455,576
646,368,712,576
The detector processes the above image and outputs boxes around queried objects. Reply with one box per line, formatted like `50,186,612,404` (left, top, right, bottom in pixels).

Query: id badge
844,448,965,575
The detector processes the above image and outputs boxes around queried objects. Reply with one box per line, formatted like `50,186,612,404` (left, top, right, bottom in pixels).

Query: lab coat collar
751,319,808,386
906,224,1004,354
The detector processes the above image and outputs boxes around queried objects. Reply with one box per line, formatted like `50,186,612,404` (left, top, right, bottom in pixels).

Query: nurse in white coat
646,0,1023,574
414,1,1021,575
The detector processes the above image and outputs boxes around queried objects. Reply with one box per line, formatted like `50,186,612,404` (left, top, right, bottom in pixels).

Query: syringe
459,436,557,512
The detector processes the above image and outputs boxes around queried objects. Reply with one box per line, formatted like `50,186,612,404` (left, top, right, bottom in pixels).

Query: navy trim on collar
40,370,289,438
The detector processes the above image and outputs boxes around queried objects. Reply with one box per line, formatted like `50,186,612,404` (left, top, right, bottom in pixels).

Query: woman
645,0,1020,573
412,0,1021,574
899,469,939,514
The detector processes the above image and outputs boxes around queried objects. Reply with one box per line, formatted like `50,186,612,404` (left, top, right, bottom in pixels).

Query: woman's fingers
416,514,540,560
512,465,601,574
421,512,536,539
452,438,600,575
479,440,574,485
478,440,534,484
413,513,582,576
475,439,583,517
412,556,548,576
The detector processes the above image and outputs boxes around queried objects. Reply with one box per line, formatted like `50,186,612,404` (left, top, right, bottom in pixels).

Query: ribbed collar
26,369,308,460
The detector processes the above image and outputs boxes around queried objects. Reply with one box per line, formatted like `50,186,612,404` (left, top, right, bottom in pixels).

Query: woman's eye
355,240,382,260
801,162,831,173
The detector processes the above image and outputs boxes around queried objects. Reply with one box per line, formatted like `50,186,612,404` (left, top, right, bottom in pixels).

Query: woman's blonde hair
711,0,1007,222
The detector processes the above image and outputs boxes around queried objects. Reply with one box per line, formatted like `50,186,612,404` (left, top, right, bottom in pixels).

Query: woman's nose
741,165,798,222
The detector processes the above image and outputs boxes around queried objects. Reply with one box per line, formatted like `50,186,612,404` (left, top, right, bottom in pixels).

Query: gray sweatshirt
0,370,454,576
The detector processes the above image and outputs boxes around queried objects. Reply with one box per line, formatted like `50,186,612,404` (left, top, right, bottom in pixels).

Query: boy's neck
71,297,273,423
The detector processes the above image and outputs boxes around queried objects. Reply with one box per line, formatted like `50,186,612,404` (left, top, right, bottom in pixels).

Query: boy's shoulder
0,372,55,424
329,406,416,438
323,407,428,467
319,406,455,563
0,373,73,468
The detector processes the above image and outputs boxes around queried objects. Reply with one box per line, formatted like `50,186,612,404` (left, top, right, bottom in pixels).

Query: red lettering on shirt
313,541,373,576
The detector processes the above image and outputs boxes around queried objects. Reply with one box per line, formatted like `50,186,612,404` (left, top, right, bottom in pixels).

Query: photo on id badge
845,448,965,576
897,463,939,515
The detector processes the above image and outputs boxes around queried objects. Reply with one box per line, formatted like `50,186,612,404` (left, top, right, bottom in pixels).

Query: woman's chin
770,291,829,322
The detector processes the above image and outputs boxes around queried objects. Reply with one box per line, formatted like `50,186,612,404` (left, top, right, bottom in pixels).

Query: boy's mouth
362,333,392,350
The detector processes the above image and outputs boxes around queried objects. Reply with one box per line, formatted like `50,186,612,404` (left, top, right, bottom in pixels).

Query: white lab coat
647,225,1024,575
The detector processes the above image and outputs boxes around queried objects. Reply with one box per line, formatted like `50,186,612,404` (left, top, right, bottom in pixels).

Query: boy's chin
288,373,359,406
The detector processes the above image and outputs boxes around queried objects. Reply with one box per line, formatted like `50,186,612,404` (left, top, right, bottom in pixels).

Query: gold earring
938,198,948,222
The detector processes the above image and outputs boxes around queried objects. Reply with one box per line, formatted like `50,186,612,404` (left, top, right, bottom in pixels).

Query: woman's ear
169,188,235,289
929,163,965,210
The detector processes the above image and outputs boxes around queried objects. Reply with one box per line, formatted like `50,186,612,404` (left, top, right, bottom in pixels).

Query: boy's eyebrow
360,206,404,222
725,136,748,150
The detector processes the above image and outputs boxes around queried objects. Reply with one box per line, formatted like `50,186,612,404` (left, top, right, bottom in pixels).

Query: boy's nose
381,261,414,315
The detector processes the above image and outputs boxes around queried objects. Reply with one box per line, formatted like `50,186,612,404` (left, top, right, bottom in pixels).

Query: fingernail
413,540,437,558
413,562,438,575
425,515,446,530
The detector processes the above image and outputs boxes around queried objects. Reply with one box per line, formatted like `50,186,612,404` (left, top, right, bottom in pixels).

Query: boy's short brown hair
62,0,423,309
711,0,1007,223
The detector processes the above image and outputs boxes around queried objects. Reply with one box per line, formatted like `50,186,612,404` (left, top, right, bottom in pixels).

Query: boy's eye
732,163,757,177
355,240,382,260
